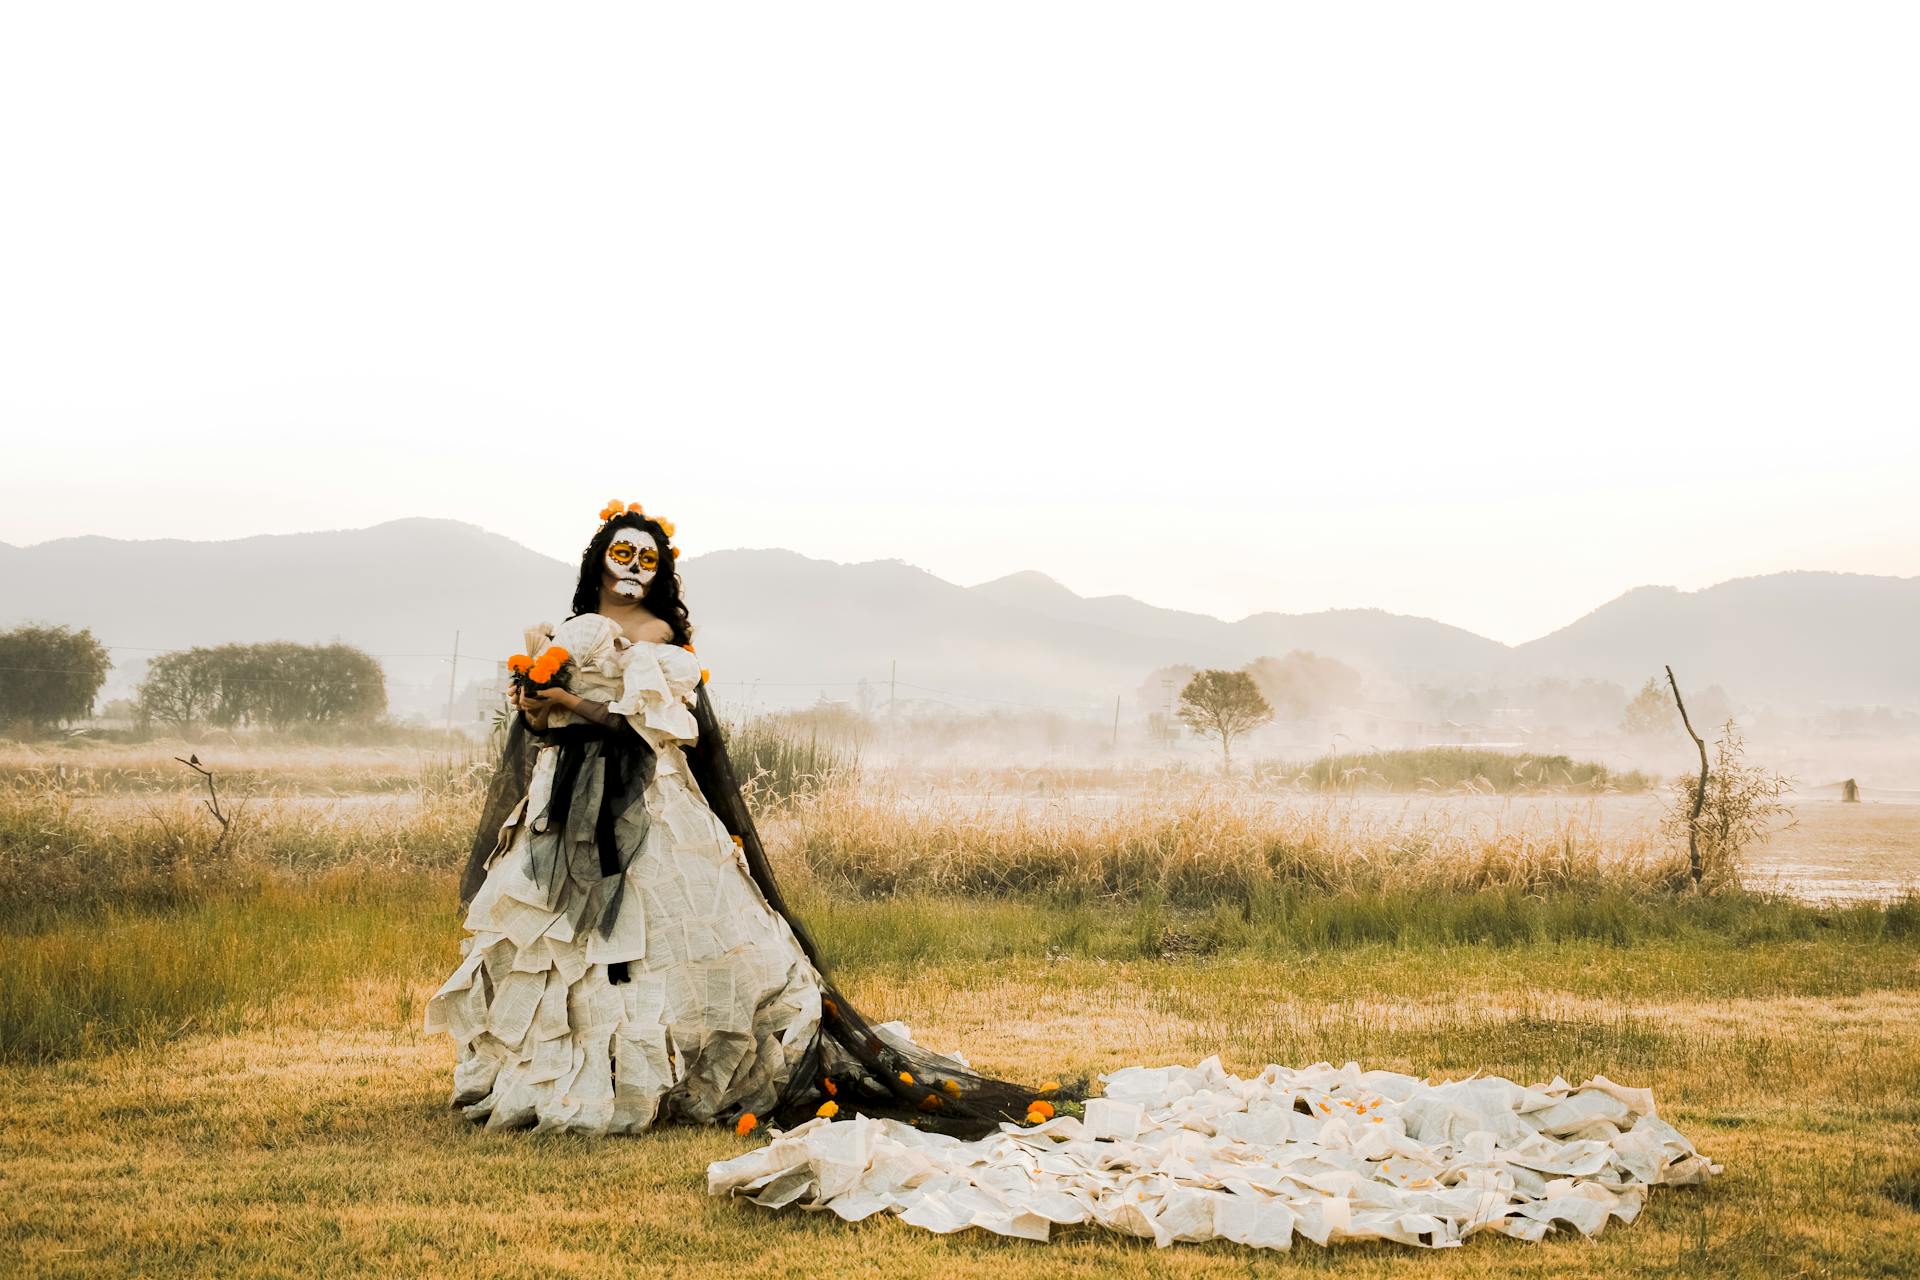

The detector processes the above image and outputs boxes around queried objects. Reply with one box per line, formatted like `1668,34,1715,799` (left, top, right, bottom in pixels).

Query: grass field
2,744,1918,1275
2,889,1918,1277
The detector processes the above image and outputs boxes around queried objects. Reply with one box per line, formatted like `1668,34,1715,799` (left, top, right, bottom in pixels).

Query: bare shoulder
628,615,675,645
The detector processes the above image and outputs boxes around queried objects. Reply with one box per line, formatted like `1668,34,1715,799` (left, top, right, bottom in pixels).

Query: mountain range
2,519,1914,718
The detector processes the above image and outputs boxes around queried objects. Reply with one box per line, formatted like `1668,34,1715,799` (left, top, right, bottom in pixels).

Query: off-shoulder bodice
533,612,702,744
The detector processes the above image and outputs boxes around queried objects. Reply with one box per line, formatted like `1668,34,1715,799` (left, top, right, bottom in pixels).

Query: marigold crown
597,499,677,545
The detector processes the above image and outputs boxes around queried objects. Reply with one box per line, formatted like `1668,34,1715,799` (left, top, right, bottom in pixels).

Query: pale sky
2,2,1915,645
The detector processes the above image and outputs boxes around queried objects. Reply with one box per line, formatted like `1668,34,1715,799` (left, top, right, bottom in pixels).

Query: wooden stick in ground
1664,665,1709,885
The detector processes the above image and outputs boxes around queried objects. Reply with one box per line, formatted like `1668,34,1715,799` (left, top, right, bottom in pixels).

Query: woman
426,501,1047,1136
431,502,1717,1250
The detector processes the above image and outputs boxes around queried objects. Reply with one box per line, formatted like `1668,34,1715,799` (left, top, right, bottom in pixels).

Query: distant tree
1137,664,1198,745
138,649,221,732
0,624,111,732
1243,651,1363,720
1621,677,1673,736
1177,669,1273,772
137,641,386,732
1691,683,1734,729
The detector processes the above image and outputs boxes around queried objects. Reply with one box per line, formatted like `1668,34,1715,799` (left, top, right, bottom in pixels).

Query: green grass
1279,747,1652,794
5,866,1917,1067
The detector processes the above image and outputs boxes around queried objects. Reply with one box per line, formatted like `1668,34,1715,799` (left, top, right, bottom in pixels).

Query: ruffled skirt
425,746,825,1134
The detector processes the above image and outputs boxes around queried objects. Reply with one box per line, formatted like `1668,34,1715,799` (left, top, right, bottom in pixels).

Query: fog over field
6,518,1917,903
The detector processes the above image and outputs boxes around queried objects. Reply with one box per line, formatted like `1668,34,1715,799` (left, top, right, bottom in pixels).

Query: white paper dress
424,612,826,1134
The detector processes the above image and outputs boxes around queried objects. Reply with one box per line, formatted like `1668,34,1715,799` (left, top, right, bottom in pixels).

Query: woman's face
603,527,660,599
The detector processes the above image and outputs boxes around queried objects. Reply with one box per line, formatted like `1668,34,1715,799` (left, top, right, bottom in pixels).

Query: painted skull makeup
605,528,661,599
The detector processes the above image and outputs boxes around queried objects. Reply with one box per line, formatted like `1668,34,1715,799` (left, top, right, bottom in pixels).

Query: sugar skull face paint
605,528,660,598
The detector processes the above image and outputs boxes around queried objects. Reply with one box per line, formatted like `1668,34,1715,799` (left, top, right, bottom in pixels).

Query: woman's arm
518,686,623,731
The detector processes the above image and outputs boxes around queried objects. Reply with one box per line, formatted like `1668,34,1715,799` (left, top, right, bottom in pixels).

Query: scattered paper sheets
708,1056,1718,1250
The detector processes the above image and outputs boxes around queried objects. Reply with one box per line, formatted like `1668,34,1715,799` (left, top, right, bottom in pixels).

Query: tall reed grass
0,785,476,930
784,783,1681,905
722,717,859,808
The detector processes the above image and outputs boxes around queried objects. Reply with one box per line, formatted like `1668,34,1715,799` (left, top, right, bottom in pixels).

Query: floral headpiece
597,499,680,556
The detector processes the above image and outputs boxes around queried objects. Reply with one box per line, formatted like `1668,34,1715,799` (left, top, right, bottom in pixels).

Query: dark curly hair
567,512,692,646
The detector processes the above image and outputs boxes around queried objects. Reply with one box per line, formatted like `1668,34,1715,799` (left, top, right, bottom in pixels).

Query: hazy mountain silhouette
1515,572,1920,707
1,519,1912,716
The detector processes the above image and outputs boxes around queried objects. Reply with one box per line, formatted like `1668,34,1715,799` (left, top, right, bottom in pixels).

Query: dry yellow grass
0,739,484,796
2,934,1918,1278
784,782,1684,902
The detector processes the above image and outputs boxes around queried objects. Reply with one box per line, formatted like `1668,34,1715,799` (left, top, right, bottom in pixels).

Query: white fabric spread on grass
707,1055,1718,1250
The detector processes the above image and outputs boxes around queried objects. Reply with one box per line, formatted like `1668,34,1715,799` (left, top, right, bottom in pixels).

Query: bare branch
174,754,232,855
1663,665,1708,885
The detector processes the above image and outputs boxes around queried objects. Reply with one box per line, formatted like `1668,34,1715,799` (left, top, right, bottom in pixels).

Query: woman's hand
512,685,576,725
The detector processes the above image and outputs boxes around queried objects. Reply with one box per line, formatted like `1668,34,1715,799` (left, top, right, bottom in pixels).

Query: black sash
524,717,656,982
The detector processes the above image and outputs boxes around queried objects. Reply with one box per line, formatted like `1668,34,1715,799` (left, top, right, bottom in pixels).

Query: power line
10,644,1118,716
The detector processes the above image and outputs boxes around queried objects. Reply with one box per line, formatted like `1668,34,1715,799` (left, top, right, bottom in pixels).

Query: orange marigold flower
671,547,681,559
682,643,696,653
700,668,711,684
734,1112,757,1136
822,1077,838,1097
1025,1109,1047,1126
507,654,532,674
657,519,676,538
917,1093,942,1111
1039,1079,1060,1093
940,1079,961,1097
897,1072,914,1085
1027,1100,1055,1119
626,502,645,515
545,647,570,664
816,1100,838,1119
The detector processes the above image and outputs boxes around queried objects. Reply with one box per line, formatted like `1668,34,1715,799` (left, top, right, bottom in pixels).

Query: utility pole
1111,694,1121,749
444,630,461,736
889,659,897,723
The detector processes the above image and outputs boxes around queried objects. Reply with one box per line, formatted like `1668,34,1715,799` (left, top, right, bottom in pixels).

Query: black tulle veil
457,522,1061,1136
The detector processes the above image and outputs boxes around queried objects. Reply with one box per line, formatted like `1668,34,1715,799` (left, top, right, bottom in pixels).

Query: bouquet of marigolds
505,646,572,697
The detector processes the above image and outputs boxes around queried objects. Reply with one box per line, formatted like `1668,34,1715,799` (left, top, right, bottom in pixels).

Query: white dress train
706,1051,1717,1249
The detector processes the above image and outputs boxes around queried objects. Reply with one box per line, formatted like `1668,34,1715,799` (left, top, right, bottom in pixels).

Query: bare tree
174,752,234,856
1664,665,1709,883
1663,664,1791,888
1659,716,1792,889
1177,670,1273,773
